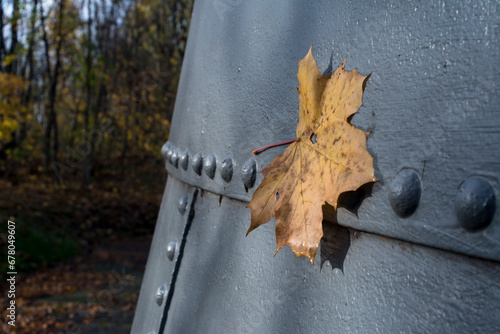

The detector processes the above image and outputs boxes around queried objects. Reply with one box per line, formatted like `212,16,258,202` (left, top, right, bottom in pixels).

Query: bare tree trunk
40,3,52,80
83,0,92,185
0,0,6,71
44,0,65,179
12,0,39,155
23,0,39,104
68,102,81,150
5,0,19,74
41,2,53,172
40,0,53,173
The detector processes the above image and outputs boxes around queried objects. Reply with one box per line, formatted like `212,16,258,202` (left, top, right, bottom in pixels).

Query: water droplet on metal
192,152,203,175
204,153,217,179
220,155,233,183
389,169,421,218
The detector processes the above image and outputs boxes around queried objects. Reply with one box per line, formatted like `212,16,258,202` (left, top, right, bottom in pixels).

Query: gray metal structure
132,1,500,333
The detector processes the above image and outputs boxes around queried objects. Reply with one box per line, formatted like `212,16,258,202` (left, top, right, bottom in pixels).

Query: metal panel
131,177,196,334
164,0,500,261
163,187,500,334
133,1,500,333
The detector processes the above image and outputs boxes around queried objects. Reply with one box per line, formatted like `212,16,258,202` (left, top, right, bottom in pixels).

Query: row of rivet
164,143,496,234
154,195,184,308
155,176,495,309
162,141,257,190
155,239,177,308
389,169,496,232
154,193,184,309
155,170,496,308
156,243,176,308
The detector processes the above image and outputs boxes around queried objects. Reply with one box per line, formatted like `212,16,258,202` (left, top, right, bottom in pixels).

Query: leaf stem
252,139,299,155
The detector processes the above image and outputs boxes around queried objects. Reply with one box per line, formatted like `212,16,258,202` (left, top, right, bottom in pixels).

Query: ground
1,234,152,334
0,156,164,333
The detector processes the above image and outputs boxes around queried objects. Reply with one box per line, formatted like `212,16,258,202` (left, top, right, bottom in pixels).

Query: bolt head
455,176,496,232
178,194,189,215
161,141,170,160
389,169,421,218
171,148,179,168
166,241,177,261
192,152,203,175
241,157,257,190
180,149,189,170
155,285,166,306
204,153,217,179
166,146,173,164
220,155,233,183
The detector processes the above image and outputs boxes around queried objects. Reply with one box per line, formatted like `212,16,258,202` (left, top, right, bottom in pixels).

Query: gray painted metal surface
133,0,500,333
173,183,499,333
132,178,196,334
134,178,500,333
164,0,500,261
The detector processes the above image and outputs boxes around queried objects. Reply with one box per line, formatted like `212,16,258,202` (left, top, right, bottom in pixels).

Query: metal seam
158,188,199,333
162,141,257,203
167,172,249,205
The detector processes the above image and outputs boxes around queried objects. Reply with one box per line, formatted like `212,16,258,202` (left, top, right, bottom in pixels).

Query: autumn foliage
0,0,193,183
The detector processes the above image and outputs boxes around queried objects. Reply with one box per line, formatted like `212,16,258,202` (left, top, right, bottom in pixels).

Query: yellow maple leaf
247,48,377,264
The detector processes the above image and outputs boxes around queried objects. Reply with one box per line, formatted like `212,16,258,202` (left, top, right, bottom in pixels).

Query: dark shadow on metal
320,221,351,272
320,182,375,271
159,188,199,334
339,182,376,216
322,52,334,76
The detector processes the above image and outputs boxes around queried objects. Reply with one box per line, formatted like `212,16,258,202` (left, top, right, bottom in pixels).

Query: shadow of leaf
319,182,375,271
320,222,350,272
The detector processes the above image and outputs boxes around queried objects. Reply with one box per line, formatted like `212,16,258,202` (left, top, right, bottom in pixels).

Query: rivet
180,149,189,170
166,145,173,164
166,240,177,261
220,155,233,183
178,194,188,214
389,169,421,218
161,141,170,160
241,157,257,190
455,176,496,232
155,285,166,306
171,147,179,168
204,153,217,179
192,152,203,175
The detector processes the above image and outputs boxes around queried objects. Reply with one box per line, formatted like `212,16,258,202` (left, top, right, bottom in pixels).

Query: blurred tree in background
0,0,193,271
0,0,192,184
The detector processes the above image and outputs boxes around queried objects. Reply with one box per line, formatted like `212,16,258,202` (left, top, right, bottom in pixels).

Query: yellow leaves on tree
0,73,28,144
247,48,377,264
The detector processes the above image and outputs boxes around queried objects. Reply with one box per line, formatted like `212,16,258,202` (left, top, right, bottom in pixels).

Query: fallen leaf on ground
247,47,377,263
